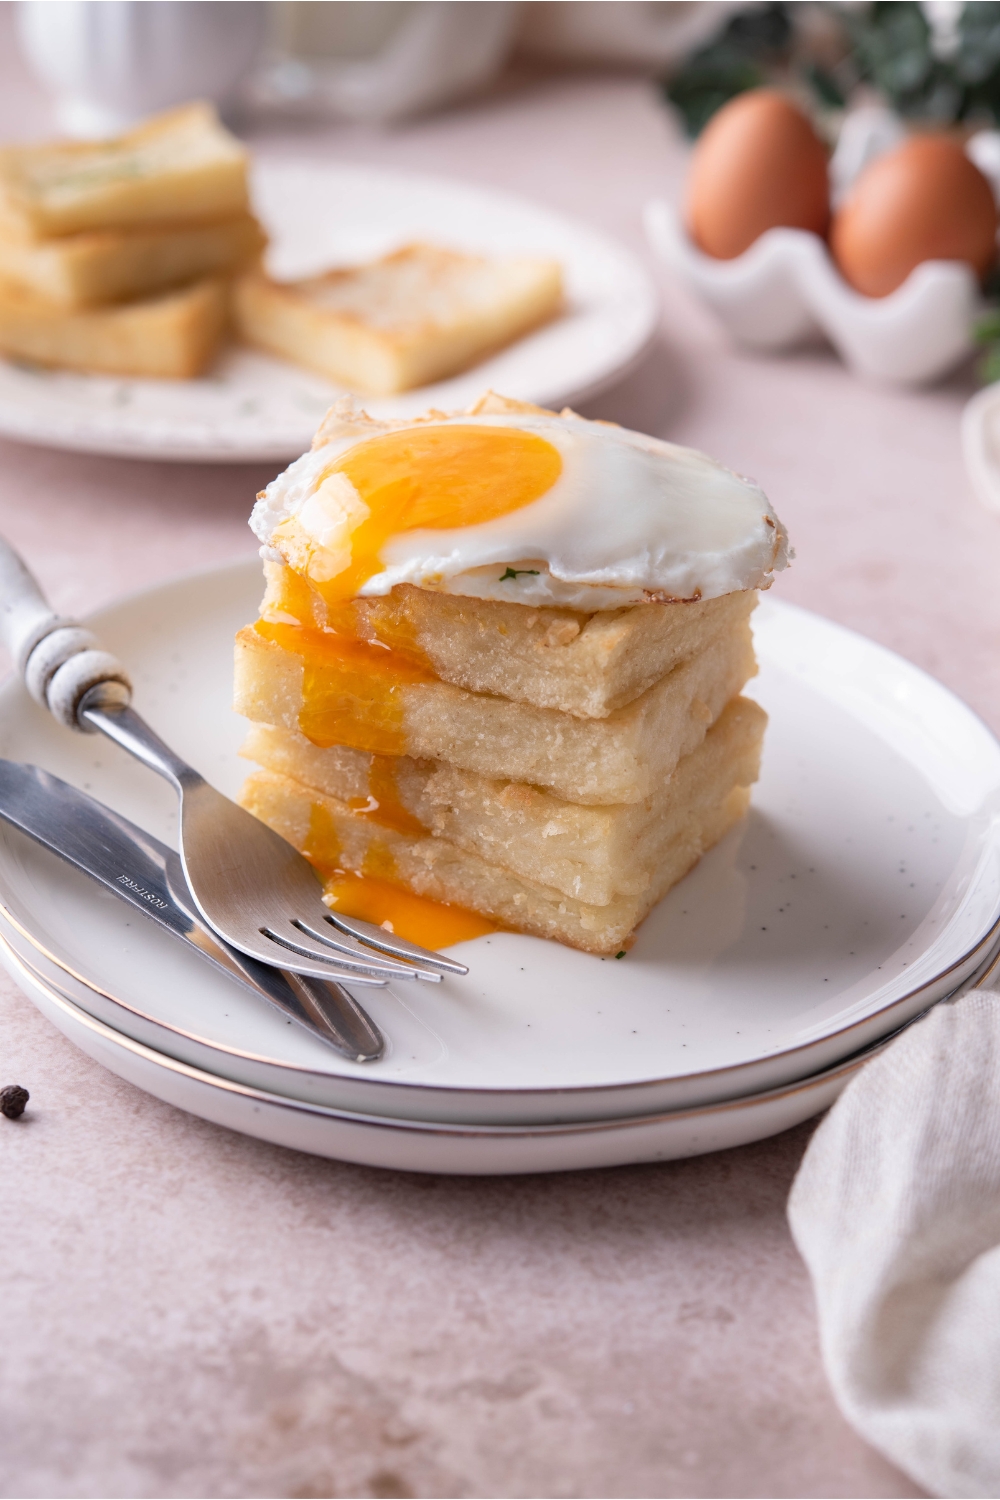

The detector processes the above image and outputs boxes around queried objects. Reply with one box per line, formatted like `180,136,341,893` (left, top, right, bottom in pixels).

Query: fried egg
251,395,789,610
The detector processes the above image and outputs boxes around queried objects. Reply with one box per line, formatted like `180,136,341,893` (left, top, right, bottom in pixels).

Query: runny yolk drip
314,424,563,604
266,563,435,673
302,799,494,949
348,753,426,838
254,618,434,756
266,560,323,629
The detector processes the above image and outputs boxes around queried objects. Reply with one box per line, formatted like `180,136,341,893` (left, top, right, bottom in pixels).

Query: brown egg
685,90,830,259
830,135,998,297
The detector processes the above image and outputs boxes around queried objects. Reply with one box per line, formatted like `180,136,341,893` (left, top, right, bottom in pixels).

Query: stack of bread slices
0,103,265,378
234,505,767,956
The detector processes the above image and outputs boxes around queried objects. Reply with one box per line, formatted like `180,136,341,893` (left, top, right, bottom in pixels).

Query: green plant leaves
663,1,1000,136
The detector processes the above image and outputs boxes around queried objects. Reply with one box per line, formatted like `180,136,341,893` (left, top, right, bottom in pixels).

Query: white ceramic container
252,1,520,126
15,0,265,137
645,199,982,387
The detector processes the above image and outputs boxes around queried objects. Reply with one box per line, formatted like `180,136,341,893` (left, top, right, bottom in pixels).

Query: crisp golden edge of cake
239,695,766,906
0,273,229,378
0,212,265,307
233,245,564,394
234,617,757,804
239,767,755,955
260,560,758,720
0,103,249,239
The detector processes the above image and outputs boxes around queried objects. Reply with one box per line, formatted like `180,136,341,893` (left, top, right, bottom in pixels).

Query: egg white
251,407,789,609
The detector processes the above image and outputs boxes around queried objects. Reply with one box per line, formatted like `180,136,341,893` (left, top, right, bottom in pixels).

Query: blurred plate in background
0,161,659,463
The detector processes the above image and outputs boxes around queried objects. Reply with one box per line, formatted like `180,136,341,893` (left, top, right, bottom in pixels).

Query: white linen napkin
788,989,1000,1499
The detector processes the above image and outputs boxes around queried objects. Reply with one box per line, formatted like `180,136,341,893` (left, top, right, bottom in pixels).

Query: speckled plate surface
0,559,998,1130
3,944,912,1174
0,162,658,462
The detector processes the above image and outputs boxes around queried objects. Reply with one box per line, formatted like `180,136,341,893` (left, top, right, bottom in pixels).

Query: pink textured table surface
2,18,985,1498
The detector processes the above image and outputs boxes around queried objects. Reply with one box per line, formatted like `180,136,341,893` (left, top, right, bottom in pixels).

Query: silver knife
0,760,385,1062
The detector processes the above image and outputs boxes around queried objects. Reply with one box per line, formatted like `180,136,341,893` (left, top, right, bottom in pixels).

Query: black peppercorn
0,1084,29,1119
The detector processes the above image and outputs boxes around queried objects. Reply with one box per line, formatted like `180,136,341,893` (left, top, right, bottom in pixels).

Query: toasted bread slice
233,616,756,804
0,274,228,378
241,696,766,906
238,763,753,956
0,103,249,239
0,213,264,308
262,560,756,719
234,243,563,394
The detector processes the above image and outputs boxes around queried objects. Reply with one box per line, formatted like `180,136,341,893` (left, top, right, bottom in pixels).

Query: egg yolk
253,618,434,755
315,424,562,602
303,800,495,948
349,753,427,838
249,425,550,949
324,873,495,949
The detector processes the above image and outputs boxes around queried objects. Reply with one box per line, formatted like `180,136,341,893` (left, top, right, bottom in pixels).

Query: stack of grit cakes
0,106,561,393
235,394,789,955
0,104,264,378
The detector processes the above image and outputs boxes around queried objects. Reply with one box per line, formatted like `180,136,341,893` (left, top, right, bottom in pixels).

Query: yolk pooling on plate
324,873,497,947
304,799,495,947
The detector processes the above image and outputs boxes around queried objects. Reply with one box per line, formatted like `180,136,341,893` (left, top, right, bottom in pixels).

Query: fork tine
294,918,443,984
258,941,393,984
322,909,469,976
287,915,432,978
260,925,418,981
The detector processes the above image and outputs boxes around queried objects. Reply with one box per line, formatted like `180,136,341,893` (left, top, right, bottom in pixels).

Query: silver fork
0,537,468,986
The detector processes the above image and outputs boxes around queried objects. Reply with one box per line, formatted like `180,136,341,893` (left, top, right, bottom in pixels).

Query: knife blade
0,759,385,1062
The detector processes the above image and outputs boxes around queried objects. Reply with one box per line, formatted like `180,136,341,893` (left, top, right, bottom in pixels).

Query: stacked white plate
1,560,999,1174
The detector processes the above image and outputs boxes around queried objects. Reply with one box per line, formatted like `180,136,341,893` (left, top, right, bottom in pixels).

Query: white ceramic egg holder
644,198,982,387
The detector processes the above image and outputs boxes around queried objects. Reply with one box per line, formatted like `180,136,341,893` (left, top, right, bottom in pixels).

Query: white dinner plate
0,162,659,463
5,935,904,1175
0,559,998,1129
